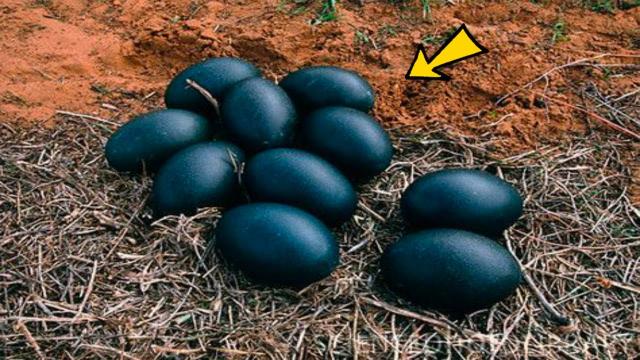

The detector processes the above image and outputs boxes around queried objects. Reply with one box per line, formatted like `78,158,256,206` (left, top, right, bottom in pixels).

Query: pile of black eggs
106,57,527,316
105,57,393,289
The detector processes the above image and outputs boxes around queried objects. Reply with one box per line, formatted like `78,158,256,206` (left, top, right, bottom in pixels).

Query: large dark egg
401,169,523,237
382,228,522,314
221,78,297,152
299,106,393,181
164,57,261,114
151,141,245,217
279,66,375,113
215,203,340,288
244,149,357,226
105,109,213,173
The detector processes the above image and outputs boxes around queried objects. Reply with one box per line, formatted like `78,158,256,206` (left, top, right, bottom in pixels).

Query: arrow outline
405,24,489,81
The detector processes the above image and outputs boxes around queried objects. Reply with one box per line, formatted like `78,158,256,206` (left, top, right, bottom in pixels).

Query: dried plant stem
74,260,98,319
2,95,638,357
521,270,571,326
534,92,640,140
186,78,221,118
360,297,462,334
14,322,45,360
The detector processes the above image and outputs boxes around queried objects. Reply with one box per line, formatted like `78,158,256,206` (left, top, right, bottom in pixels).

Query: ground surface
1,0,639,359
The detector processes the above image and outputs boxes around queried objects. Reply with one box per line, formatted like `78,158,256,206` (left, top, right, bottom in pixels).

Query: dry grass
1,90,639,358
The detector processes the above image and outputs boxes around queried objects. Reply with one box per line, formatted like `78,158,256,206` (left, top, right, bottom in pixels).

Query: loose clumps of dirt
1,0,638,152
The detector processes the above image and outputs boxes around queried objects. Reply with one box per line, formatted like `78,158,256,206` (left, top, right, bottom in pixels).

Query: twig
82,344,140,360
505,233,571,326
152,345,202,355
521,269,571,326
357,201,386,222
586,89,640,127
32,67,55,81
347,237,372,254
14,322,46,360
596,277,640,295
611,88,640,103
496,54,611,105
103,198,147,262
7,315,98,323
360,297,461,333
186,79,221,118
74,260,98,319
534,92,640,140
360,297,497,344
56,110,119,126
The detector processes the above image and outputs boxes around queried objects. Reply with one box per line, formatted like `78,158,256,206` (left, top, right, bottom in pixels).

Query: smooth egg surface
164,57,261,115
279,66,375,113
244,148,357,226
105,109,213,173
151,141,245,217
401,169,523,237
299,106,392,181
221,78,297,152
382,228,522,314
215,203,340,288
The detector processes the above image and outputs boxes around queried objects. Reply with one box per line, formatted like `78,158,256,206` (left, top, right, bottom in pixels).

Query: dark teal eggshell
279,66,375,113
401,169,523,237
382,228,522,314
244,148,357,226
164,57,261,115
215,203,340,288
221,78,297,152
105,109,213,173
151,141,245,217
299,106,392,181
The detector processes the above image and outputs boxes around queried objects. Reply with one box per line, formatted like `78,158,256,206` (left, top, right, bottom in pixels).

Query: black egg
401,169,523,237
151,141,245,217
221,78,297,152
164,57,261,114
244,149,357,226
215,203,340,288
105,109,213,173
300,106,393,181
382,228,522,314
279,66,375,113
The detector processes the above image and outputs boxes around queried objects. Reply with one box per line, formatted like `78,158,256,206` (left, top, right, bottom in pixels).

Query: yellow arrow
406,24,488,81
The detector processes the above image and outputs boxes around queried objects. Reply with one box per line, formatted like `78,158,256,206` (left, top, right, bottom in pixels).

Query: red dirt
1,0,638,152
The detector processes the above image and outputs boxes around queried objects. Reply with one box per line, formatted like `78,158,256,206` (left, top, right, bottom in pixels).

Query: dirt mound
1,1,638,152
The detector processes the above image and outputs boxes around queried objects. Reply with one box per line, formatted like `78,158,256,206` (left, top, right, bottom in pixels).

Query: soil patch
1,1,638,153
